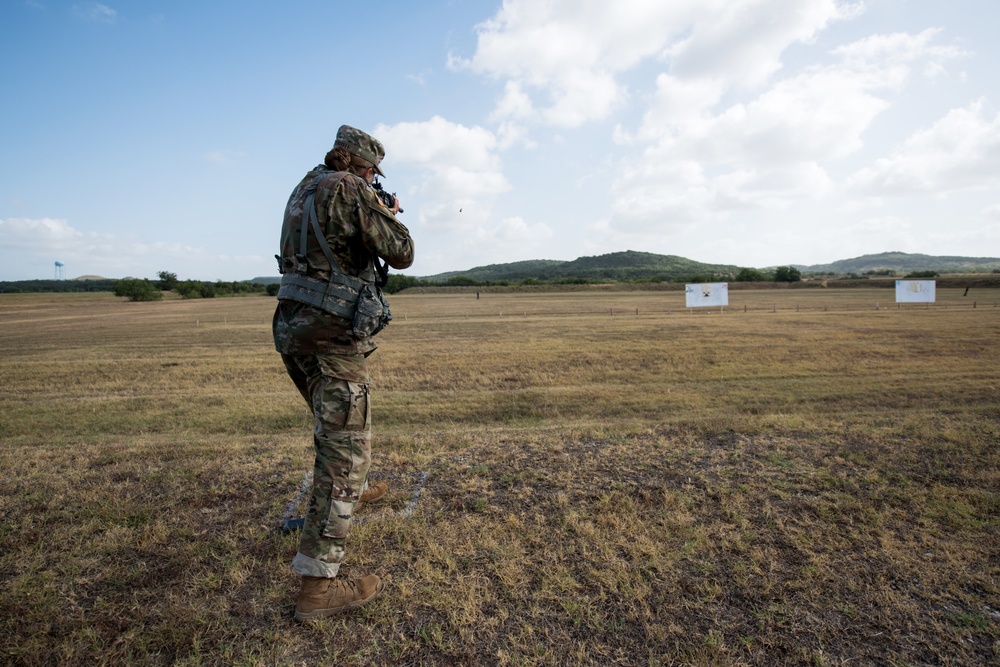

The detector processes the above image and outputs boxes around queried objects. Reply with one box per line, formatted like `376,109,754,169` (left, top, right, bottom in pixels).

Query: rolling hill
419,250,1000,283
421,250,742,282
793,251,1000,274
243,250,1000,287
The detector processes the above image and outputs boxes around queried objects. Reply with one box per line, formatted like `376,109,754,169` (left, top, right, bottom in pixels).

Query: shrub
156,271,179,290
175,280,215,299
113,278,163,302
384,274,423,294
446,276,479,287
736,268,766,282
774,266,801,282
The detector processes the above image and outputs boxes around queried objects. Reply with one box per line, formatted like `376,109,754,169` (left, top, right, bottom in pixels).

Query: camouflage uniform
273,126,413,579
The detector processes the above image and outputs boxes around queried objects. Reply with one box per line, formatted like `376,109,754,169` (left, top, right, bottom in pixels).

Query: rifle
369,178,402,287
371,178,403,214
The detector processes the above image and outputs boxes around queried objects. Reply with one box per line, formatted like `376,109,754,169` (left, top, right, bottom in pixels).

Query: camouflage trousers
281,353,372,579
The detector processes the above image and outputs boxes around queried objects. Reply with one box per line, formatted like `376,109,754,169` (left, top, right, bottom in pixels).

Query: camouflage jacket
273,166,414,360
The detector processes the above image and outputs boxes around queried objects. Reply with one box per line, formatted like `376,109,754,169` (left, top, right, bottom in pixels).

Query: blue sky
2,0,999,281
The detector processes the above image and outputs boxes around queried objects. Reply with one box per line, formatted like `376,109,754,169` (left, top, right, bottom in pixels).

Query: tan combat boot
294,574,385,621
358,481,388,506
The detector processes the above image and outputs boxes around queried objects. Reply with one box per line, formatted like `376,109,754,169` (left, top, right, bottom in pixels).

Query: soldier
273,125,414,620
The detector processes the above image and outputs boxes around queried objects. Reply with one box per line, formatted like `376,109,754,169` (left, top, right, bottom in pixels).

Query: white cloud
849,99,1000,196
434,217,555,272
452,0,698,127
665,0,859,87
713,163,835,208
610,159,714,229
641,26,965,164
972,206,1000,248
489,216,554,243
377,116,502,177
443,1,980,268
604,23,966,242
374,116,510,233
203,149,247,165
0,217,259,280
609,158,834,234
635,75,726,138
847,215,911,233
850,210,1000,258
455,0,859,128
406,69,432,86
641,66,888,165
495,122,537,150
74,3,117,23
0,217,86,252
491,81,535,122
368,115,562,270
984,204,1000,222
405,213,556,275
831,28,966,75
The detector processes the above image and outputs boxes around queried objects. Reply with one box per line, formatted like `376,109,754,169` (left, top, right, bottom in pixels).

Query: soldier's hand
390,196,401,215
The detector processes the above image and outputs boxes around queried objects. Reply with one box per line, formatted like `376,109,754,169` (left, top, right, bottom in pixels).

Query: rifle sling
278,172,372,319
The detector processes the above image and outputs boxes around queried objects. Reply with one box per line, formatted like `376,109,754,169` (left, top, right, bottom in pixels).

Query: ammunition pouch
352,283,392,339
276,273,359,322
277,273,391,340
276,169,393,339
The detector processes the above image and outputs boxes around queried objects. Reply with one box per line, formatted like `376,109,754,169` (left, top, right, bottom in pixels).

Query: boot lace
342,579,361,596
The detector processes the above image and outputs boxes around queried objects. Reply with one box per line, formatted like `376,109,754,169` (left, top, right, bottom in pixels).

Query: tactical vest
275,170,391,338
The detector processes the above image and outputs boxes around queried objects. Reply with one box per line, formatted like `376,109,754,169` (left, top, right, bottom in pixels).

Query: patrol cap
333,125,386,177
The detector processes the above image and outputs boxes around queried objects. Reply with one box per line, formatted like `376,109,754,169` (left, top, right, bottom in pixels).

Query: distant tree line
1,265,961,301
383,275,632,290
111,271,271,302
734,266,801,282
0,278,119,293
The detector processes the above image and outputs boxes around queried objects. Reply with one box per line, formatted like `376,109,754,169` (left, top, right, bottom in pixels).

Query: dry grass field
1,287,998,666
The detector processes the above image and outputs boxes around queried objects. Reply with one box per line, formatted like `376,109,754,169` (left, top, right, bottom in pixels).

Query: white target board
686,282,729,308
895,280,936,303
